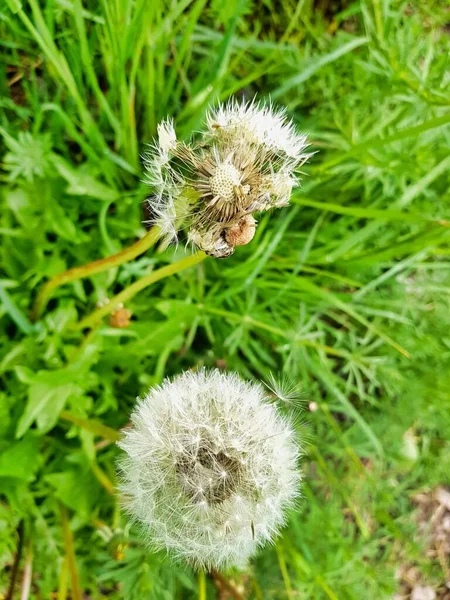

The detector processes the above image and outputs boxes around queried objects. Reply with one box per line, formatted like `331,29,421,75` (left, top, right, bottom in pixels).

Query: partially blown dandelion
145,99,310,258
117,369,301,570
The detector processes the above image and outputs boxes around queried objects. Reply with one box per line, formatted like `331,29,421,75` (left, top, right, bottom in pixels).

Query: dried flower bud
224,215,256,247
144,98,311,258
109,305,132,328
117,369,301,570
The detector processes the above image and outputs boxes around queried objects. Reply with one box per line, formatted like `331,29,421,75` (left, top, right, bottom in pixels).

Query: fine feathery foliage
1,0,450,599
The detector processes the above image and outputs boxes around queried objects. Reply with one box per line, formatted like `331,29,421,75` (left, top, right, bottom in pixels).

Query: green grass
1,0,450,598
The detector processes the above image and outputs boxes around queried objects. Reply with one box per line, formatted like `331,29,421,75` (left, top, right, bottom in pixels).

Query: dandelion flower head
117,369,301,570
144,99,310,258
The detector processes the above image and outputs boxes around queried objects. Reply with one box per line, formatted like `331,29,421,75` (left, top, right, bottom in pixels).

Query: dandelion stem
75,251,207,330
198,570,207,600
31,226,160,322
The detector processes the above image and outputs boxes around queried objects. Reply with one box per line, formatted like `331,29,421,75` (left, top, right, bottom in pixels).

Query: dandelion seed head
144,98,311,257
117,369,301,570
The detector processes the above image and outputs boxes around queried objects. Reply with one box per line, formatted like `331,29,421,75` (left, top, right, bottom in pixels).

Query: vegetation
1,0,449,598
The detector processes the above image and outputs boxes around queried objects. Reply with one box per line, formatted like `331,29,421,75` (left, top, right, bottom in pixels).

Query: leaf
124,321,187,357
292,196,432,225
15,369,83,438
272,36,368,98
51,155,121,201
121,302,199,358
0,283,36,334
5,0,22,13
0,436,40,481
155,300,198,321
45,469,100,518
60,411,121,442
15,342,99,438
0,395,11,437
46,195,79,241
295,277,411,358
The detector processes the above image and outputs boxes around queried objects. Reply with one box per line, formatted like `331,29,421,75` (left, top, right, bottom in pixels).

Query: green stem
60,504,82,600
57,555,69,600
276,544,293,600
75,251,207,330
91,462,115,496
31,226,160,322
198,570,207,600
60,410,121,443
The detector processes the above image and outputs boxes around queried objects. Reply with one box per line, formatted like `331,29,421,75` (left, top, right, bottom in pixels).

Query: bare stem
31,226,160,322
75,251,207,330
198,570,207,600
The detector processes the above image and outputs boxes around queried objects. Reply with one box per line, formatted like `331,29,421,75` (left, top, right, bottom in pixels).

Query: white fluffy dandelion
144,98,311,258
117,369,301,570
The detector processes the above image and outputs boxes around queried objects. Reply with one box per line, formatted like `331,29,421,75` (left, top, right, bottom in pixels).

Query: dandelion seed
264,372,304,405
144,98,311,258
157,119,177,156
117,369,301,570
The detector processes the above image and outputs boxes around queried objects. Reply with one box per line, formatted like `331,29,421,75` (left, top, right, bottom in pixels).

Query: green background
1,0,449,598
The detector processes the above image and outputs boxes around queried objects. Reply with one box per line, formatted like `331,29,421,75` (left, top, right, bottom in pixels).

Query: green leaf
5,0,22,13
272,36,368,98
0,436,40,481
0,283,36,335
45,469,100,519
51,155,121,201
155,300,198,321
15,370,83,438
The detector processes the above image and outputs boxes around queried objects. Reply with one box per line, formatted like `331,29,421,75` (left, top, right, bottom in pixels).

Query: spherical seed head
117,369,301,571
